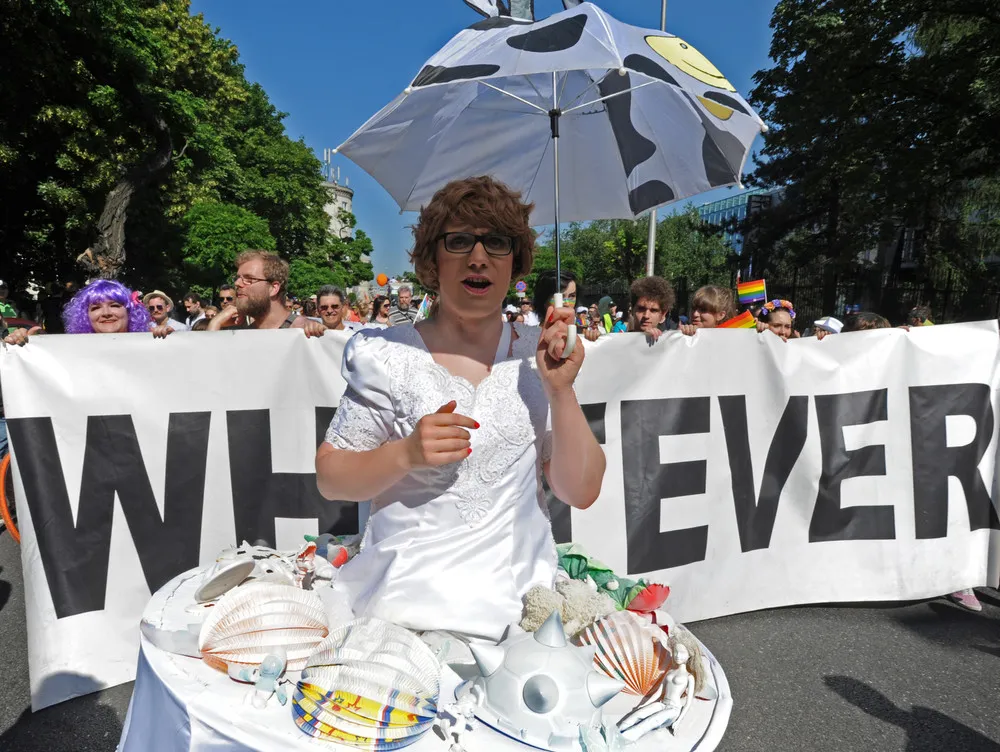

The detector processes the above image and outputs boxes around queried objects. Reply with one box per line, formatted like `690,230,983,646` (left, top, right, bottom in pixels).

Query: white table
118,569,732,752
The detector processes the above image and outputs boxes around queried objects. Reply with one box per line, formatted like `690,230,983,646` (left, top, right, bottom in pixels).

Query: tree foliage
747,0,1000,295
526,210,732,300
0,0,374,299
181,201,275,290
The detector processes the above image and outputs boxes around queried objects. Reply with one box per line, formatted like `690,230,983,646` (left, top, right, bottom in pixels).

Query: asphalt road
0,527,997,752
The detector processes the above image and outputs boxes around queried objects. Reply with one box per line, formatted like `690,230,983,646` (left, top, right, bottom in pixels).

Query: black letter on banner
545,403,606,543
620,397,709,572
719,395,809,551
809,390,895,541
909,384,999,538
227,409,358,546
7,413,210,618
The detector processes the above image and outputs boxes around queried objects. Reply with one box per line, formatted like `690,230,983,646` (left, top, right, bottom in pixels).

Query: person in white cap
813,316,843,340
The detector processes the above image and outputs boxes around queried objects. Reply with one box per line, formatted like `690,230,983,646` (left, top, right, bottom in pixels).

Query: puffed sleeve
324,332,395,451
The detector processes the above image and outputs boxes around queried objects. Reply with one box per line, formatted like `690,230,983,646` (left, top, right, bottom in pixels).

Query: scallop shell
198,581,328,672
306,618,440,695
293,618,440,747
573,611,670,696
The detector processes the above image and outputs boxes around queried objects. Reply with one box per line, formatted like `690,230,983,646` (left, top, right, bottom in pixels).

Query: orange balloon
376,273,388,287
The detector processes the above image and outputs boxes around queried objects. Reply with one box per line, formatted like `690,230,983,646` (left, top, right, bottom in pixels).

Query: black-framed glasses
436,232,514,257
147,304,165,312
220,295,234,302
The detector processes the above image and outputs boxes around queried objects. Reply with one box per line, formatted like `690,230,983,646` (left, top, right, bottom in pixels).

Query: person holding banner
2,279,175,343
679,285,736,336
315,175,604,640
756,299,799,341
628,276,675,343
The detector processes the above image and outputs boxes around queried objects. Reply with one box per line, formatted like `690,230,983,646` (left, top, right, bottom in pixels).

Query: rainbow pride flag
719,310,757,329
414,293,431,322
737,279,767,305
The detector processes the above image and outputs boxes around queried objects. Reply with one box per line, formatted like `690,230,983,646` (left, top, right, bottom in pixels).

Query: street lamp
645,0,667,277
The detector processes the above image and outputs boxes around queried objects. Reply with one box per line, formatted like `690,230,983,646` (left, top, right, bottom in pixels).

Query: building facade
697,188,774,253
323,180,355,239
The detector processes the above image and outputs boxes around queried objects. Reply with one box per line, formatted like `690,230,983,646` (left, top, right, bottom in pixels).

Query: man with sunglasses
218,284,237,309
316,285,359,332
207,250,325,336
142,290,189,332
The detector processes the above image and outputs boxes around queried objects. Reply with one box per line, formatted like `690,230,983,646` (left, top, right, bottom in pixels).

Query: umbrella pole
550,72,576,357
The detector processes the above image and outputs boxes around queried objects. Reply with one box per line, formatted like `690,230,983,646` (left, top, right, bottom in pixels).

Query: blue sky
190,0,778,275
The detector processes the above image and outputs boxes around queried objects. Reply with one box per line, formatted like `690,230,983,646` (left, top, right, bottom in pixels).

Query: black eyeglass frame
435,232,516,257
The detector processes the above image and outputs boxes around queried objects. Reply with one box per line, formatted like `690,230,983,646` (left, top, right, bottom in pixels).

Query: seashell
293,618,440,747
306,620,440,695
195,559,255,602
573,611,670,697
198,581,328,672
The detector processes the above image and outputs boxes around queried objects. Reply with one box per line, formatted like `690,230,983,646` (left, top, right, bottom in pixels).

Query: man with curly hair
628,276,676,342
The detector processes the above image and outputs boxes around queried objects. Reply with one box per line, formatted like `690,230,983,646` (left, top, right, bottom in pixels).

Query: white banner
3,323,1000,710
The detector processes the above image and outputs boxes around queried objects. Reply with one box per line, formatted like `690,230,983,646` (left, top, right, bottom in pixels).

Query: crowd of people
0,176,971,613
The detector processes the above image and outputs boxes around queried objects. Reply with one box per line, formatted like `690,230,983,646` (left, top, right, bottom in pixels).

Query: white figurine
617,641,696,741
434,698,478,752
228,649,289,708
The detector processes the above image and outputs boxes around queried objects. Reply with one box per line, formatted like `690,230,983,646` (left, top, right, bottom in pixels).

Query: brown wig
236,250,289,294
629,276,676,314
410,176,536,292
691,285,735,320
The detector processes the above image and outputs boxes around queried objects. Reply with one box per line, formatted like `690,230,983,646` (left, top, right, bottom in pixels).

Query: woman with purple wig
4,280,169,344
62,280,152,334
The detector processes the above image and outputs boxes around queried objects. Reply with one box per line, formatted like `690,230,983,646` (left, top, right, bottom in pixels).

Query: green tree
747,0,1000,310
0,0,372,299
181,201,275,290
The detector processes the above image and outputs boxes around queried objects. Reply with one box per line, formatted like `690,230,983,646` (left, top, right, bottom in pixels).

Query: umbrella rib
561,71,609,111
523,74,546,103
478,81,547,113
562,79,659,115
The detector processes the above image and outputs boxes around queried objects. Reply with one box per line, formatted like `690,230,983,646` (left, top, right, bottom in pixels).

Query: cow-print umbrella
336,1,765,350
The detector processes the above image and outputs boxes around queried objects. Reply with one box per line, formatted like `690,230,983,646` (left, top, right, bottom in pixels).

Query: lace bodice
325,323,559,640
325,323,551,525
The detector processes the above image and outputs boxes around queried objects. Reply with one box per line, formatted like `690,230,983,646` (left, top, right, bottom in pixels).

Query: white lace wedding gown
324,322,558,641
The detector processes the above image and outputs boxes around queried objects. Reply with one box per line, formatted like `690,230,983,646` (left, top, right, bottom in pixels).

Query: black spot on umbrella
597,72,655,178
468,16,525,31
681,91,747,187
629,181,676,214
506,14,587,53
702,131,743,187
412,64,502,87
701,91,751,117
623,54,679,87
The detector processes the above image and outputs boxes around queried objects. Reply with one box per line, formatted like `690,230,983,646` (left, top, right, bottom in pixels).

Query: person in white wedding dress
315,176,606,641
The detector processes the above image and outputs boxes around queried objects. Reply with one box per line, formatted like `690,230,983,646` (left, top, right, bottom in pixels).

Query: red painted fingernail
467,448,473,455
474,421,481,429
547,311,554,324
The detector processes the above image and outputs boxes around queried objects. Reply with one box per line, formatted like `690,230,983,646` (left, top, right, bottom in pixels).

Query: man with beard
316,285,359,332
628,276,675,343
387,284,418,326
207,250,326,336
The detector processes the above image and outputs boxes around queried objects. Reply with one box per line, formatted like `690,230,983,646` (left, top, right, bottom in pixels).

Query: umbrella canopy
336,2,766,226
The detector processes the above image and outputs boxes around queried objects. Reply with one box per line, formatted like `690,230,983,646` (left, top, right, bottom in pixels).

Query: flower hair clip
758,299,796,320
